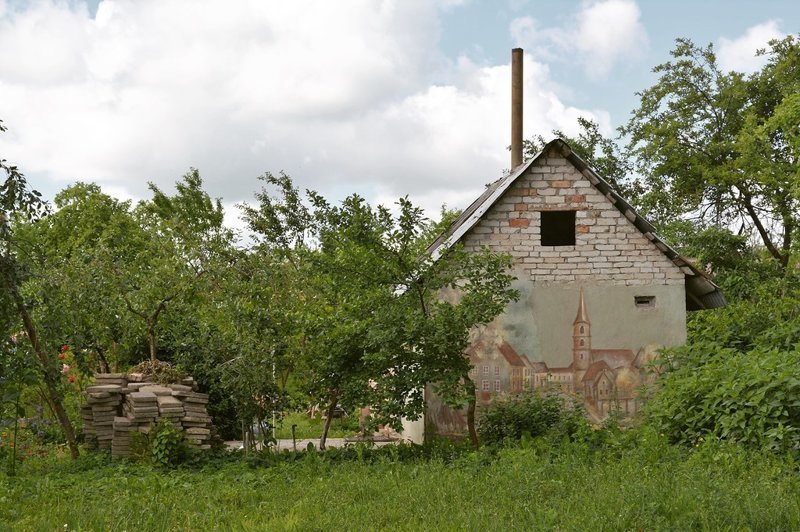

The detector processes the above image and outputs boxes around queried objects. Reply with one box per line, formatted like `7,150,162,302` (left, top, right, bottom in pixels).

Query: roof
427,138,726,311
499,342,526,367
529,362,549,373
582,360,612,383
520,354,549,372
574,288,590,325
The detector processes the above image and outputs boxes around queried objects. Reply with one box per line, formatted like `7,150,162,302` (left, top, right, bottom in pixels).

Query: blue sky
0,0,797,231
438,0,799,128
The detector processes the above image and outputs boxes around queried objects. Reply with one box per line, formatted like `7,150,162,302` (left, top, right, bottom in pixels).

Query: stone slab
95,373,126,379
129,391,158,402
182,416,211,423
156,395,182,407
129,408,159,415
139,385,172,396
93,406,118,412
86,384,123,393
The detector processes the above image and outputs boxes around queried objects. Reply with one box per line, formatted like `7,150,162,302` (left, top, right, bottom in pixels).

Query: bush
646,342,800,455
128,419,188,467
150,419,187,467
477,389,589,446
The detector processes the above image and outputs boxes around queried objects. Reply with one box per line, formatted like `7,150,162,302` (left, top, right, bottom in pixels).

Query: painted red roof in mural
499,341,527,367
582,360,612,382
529,361,549,373
591,349,635,369
519,354,549,373
549,363,574,374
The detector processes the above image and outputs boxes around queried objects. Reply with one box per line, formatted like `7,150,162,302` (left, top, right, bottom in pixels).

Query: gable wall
459,148,684,286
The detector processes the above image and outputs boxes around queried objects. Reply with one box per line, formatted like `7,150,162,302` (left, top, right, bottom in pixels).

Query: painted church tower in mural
572,289,591,384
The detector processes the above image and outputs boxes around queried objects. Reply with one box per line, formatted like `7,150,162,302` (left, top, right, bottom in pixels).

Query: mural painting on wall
428,286,661,433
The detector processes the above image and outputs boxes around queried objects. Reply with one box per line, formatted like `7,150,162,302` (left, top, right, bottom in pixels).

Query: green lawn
2,436,799,530
273,410,360,440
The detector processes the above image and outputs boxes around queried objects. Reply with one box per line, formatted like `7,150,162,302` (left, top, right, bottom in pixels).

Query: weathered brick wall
460,148,684,286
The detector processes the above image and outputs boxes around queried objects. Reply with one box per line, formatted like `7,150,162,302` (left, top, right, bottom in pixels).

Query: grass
2,432,800,530
274,410,360,439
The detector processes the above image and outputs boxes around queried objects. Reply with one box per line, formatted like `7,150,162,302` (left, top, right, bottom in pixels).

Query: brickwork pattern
460,149,685,286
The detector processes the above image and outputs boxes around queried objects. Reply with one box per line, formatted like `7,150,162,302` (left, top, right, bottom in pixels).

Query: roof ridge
426,138,726,310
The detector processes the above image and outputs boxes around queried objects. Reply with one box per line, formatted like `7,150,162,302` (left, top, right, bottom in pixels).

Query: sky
0,0,798,233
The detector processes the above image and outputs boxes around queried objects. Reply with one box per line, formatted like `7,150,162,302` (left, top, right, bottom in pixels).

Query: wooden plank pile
82,373,215,458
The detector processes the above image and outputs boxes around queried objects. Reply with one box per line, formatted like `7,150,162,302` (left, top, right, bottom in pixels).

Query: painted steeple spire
573,288,590,326
573,288,591,371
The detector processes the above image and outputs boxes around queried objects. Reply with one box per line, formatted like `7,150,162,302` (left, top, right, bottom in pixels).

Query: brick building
401,138,725,440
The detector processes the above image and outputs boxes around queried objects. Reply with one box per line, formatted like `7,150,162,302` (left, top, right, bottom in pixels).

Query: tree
622,36,800,270
0,120,79,458
109,170,232,362
242,174,518,448
17,183,142,372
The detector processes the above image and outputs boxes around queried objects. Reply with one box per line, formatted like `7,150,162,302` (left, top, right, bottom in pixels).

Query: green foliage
646,343,800,454
685,274,800,352
623,36,800,268
149,419,187,468
218,352,287,450
242,173,519,444
477,389,589,446
3,436,800,530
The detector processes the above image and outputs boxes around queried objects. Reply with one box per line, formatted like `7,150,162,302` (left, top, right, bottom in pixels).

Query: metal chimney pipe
511,48,523,169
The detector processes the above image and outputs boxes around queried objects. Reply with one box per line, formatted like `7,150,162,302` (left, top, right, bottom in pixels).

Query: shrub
477,389,589,446
128,419,188,467
150,419,187,467
646,342,800,455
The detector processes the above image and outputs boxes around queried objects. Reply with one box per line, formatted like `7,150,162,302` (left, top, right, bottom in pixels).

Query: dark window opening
635,295,656,308
541,210,576,246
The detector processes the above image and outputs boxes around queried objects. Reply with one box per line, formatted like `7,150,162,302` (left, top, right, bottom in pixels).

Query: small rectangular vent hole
635,296,656,308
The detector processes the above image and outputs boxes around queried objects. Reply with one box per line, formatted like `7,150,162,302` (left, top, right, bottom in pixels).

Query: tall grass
2,431,799,530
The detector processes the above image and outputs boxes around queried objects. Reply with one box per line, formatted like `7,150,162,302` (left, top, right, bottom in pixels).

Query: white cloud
717,20,785,73
510,0,648,80
0,0,603,222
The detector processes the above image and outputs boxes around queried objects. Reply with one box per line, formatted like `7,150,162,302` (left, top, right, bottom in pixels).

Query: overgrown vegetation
477,389,589,446
2,433,800,530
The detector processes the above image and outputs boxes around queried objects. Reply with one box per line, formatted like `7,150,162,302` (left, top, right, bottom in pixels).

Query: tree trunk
95,347,110,373
465,377,480,449
741,191,787,269
11,285,79,459
147,325,157,362
320,394,338,451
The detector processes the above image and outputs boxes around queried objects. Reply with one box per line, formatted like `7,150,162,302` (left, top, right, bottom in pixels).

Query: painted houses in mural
411,137,727,438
